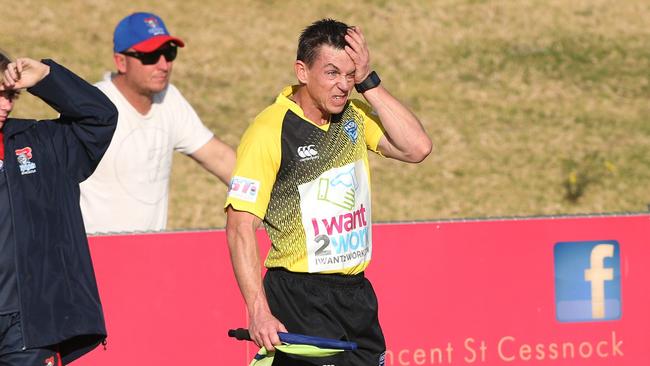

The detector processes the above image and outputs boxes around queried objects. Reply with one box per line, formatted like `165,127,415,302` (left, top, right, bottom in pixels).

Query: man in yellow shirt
225,19,431,365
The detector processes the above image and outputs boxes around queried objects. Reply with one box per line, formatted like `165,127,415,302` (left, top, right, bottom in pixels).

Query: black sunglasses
120,46,178,65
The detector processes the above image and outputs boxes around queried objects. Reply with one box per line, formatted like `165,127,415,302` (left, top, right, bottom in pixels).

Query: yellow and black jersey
225,85,385,274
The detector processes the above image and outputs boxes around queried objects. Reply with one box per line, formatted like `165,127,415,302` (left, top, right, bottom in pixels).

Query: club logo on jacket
15,147,37,175
44,356,55,366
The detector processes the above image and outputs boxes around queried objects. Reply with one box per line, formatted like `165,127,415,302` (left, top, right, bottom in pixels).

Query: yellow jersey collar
276,85,329,130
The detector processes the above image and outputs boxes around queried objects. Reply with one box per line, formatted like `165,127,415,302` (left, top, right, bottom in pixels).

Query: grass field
2,0,649,230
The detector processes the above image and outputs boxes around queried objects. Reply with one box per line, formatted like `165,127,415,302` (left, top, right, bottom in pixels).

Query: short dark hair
0,49,11,76
297,18,350,66
0,49,20,100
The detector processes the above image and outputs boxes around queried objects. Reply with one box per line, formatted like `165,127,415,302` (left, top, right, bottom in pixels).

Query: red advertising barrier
77,214,650,365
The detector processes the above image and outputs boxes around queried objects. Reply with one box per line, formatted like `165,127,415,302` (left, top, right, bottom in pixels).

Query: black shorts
264,268,386,366
0,312,62,366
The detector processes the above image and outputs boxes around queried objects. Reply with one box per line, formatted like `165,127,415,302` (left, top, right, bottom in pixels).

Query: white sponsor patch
298,160,372,272
228,176,260,203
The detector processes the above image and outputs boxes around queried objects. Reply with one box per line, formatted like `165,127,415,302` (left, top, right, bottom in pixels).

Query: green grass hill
3,0,648,229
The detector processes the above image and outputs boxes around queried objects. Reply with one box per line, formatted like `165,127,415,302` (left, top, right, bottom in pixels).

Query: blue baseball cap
113,12,185,53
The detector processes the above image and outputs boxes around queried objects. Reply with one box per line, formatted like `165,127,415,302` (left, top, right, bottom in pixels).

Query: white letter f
584,244,614,319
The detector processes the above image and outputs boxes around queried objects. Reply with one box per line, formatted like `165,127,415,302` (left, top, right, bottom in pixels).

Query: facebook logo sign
554,240,622,322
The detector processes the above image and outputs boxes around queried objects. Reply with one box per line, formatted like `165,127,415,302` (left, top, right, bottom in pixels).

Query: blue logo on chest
343,119,358,142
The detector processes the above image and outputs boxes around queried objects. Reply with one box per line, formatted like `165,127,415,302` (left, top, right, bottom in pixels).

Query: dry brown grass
2,0,649,229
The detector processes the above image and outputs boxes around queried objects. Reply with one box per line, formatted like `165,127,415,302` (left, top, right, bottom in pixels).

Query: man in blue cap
80,12,235,233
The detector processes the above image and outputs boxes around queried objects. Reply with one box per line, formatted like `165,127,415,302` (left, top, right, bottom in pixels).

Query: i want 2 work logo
554,240,622,322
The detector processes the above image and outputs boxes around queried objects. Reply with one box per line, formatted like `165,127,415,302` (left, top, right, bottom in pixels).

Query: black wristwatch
355,71,381,93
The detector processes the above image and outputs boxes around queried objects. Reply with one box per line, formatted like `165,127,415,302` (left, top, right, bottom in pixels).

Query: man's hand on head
344,26,371,84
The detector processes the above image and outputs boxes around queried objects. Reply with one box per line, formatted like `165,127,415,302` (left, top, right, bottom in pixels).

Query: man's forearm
227,222,263,307
362,85,432,162
191,137,236,185
29,60,117,127
226,208,286,350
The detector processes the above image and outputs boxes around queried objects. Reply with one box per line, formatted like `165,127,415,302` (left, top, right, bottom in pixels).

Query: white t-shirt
80,73,213,233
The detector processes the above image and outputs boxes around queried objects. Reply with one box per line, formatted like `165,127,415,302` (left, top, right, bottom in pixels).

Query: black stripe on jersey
263,105,366,268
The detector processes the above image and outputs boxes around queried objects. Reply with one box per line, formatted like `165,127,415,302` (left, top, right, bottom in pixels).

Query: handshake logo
317,167,357,210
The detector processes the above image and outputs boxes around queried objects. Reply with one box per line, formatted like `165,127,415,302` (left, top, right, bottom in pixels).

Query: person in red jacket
0,51,117,365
